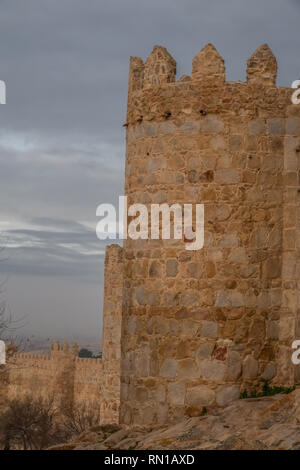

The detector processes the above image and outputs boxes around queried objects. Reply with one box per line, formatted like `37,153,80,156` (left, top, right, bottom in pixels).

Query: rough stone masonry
2,43,300,427
120,43,300,425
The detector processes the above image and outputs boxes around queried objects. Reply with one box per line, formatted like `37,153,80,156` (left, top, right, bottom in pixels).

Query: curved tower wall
120,44,299,425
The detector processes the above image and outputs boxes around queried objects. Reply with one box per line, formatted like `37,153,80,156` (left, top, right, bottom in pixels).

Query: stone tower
116,43,300,425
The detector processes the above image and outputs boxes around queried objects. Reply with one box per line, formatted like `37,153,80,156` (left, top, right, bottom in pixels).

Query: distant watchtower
104,43,300,425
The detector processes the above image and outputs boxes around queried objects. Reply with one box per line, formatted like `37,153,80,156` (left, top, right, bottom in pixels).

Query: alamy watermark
291,80,300,105
0,80,6,104
292,340,300,365
0,340,5,365
96,196,204,250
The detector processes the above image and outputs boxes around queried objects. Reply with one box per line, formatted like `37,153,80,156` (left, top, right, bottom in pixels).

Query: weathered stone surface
186,385,216,407
286,118,300,135
266,321,279,340
196,343,215,361
167,381,186,406
136,286,148,305
248,119,265,135
262,258,281,279
199,359,226,381
144,45,176,89
284,136,300,171
216,385,240,406
160,359,178,378
177,359,198,379
201,321,218,338
262,362,276,381
192,44,225,82
201,114,225,133
279,316,295,342
227,351,242,381
243,355,258,380
166,259,178,277
246,44,277,86
215,169,240,184
267,118,285,135
215,290,244,308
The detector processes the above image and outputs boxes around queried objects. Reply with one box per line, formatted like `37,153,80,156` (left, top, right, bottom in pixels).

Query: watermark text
96,196,204,251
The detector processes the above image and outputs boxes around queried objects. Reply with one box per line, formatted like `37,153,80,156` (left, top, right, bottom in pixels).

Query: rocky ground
51,389,300,450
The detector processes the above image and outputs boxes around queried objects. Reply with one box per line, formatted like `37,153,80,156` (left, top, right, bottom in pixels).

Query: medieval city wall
6,346,102,413
3,245,123,423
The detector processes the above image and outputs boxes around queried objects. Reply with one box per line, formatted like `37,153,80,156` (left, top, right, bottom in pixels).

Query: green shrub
239,381,295,399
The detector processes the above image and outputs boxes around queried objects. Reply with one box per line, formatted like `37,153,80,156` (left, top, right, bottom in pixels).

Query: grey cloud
30,217,91,232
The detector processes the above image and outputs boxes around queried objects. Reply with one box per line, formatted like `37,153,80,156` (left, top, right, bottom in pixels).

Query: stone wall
7,344,95,410
4,344,104,417
120,44,300,425
100,244,123,424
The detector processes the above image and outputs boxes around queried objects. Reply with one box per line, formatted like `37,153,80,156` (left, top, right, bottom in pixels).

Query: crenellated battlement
128,43,279,95
50,341,79,355
126,44,294,128
14,352,51,361
9,344,103,368
192,43,225,83
247,44,277,86
75,357,103,366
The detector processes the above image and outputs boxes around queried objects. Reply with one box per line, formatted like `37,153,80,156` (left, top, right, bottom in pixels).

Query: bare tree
62,401,101,435
0,397,101,450
0,396,63,450
0,246,9,339
0,241,26,355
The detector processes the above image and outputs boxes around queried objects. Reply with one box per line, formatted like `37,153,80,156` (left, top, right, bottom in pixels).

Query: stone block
210,135,226,150
248,119,265,135
180,119,201,133
262,258,281,279
267,118,285,135
279,316,295,342
219,233,239,248
227,351,242,381
177,358,198,379
266,321,279,340
159,121,178,135
186,385,216,407
229,135,243,151
181,291,200,307
159,359,178,378
200,114,224,133
201,321,218,338
168,381,186,406
215,169,240,184
216,385,240,406
166,259,178,277
199,359,226,381
284,136,300,171
196,343,215,362
242,355,258,380
286,118,300,135
262,362,276,381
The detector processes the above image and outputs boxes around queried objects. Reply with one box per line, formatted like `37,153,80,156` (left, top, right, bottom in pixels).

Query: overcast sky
0,0,299,344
